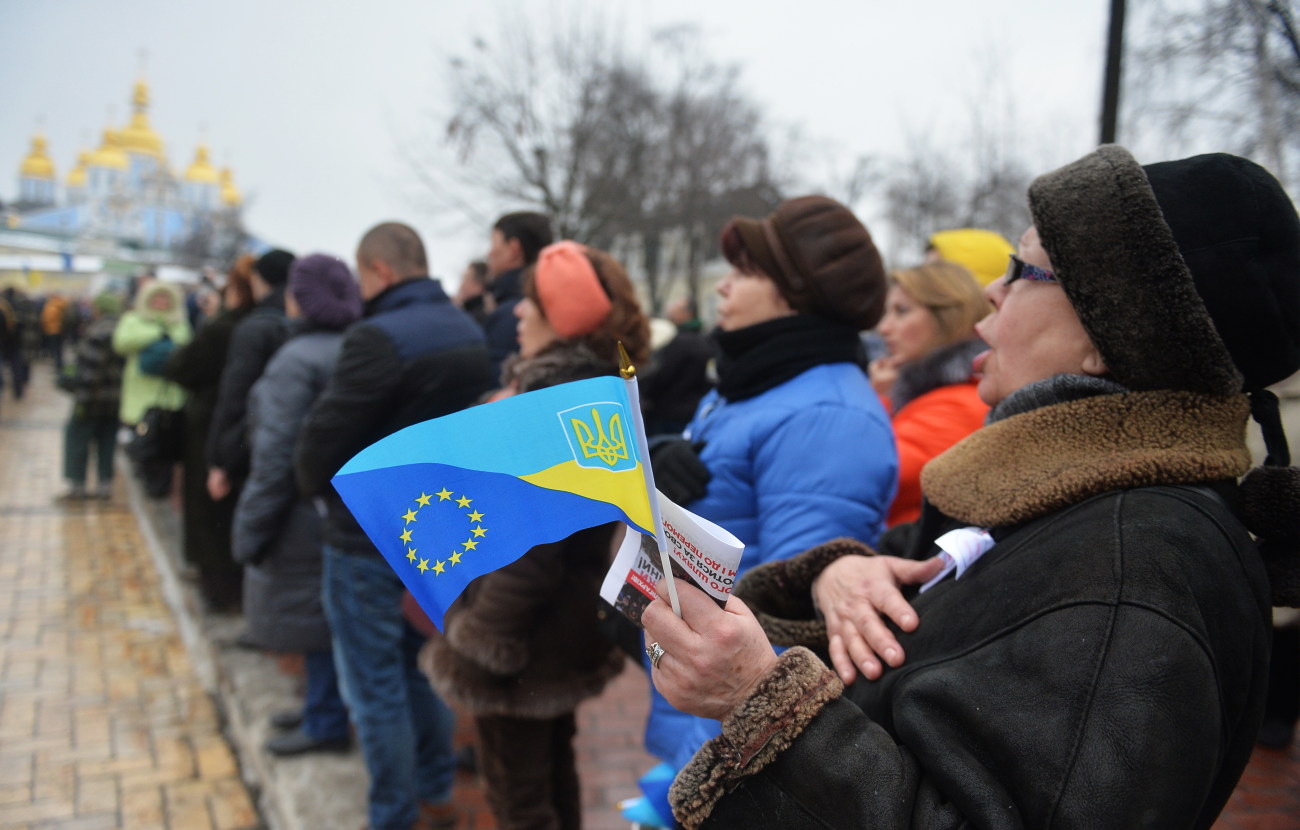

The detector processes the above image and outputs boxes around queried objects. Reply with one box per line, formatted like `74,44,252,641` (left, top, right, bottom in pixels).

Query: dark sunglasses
1004,254,1058,285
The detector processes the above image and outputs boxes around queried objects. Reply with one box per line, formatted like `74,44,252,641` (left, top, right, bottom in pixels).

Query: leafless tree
878,111,1034,263
404,20,785,312
1125,0,1300,188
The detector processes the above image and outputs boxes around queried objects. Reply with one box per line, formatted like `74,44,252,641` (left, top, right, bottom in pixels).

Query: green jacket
112,310,192,425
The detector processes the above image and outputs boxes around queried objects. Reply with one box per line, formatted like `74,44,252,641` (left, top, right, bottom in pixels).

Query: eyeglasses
1004,255,1058,285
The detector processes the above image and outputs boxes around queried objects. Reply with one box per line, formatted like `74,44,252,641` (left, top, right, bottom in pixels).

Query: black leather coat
671,385,1271,829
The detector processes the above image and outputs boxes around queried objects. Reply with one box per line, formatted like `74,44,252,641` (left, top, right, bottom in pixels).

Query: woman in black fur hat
641,145,1300,829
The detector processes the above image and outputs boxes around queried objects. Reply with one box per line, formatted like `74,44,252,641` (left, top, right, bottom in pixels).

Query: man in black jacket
295,222,493,830
481,211,552,377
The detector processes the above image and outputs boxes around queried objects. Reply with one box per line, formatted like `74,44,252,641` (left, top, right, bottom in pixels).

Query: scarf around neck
714,315,863,402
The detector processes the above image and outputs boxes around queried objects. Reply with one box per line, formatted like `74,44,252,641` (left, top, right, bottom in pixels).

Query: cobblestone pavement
4,361,1297,830
0,369,257,829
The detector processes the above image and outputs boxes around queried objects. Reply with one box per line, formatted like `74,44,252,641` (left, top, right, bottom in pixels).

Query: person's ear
1081,348,1108,378
508,237,525,267
373,259,396,287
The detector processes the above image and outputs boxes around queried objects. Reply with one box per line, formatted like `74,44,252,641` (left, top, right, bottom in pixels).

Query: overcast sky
2,0,1112,278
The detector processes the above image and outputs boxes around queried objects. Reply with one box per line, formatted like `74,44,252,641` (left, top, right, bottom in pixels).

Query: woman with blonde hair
871,262,991,526
420,241,649,830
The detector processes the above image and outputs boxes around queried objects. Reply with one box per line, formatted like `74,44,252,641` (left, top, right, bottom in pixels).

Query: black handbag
127,406,186,465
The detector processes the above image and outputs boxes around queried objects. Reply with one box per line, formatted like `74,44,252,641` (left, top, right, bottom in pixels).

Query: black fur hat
1029,145,1300,605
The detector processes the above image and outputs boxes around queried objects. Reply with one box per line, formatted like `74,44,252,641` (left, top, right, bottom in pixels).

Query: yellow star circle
401,489,489,578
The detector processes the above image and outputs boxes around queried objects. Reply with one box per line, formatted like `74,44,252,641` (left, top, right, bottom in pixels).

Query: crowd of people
10,141,1300,830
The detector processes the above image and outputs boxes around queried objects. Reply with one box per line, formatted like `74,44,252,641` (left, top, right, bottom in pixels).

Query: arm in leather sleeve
672,608,1230,829
735,538,874,647
295,324,402,496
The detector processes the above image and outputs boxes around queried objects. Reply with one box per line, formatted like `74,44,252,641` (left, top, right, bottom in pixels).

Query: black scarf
714,315,864,402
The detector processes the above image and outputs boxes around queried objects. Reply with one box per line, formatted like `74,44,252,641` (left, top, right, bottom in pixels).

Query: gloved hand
650,438,711,506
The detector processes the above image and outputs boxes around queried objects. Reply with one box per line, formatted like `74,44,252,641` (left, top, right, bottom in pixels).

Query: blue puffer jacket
646,361,898,769
686,362,897,571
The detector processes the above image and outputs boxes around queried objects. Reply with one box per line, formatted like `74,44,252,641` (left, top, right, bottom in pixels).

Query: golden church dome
219,167,242,207
66,151,91,188
117,78,165,159
88,129,129,171
19,133,56,179
185,144,219,184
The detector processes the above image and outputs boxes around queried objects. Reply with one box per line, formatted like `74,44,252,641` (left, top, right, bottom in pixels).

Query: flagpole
619,342,682,617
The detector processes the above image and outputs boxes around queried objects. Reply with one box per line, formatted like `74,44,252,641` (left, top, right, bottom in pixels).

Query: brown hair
357,222,428,278
524,246,650,366
719,222,767,277
226,254,256,310
890,262,991,346
494,212,554,266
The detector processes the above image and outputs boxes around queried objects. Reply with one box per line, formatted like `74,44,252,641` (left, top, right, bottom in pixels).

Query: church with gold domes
9,77,247,262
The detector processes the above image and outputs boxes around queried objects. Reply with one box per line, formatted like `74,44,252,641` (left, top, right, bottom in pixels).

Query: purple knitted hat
288,254,363,330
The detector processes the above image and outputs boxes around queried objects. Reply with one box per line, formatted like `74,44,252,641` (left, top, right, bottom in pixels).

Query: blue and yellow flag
331,376,654,630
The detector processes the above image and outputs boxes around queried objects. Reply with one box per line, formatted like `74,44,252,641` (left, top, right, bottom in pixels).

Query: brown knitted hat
723,195,886,331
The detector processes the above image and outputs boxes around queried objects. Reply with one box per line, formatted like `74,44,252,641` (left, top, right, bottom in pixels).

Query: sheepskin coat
669,380,1270,829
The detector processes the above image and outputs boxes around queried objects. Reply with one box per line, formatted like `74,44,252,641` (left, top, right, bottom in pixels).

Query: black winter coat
233,328,343,652
640,323,714,427
295,278,494,555
164,305,251,573
482,267,523,377
671,385,1271,830
207,289,287,483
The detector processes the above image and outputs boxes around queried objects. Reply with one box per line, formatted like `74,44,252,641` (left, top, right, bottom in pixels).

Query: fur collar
501,343,617,394
890,338,985,412
922,388,1251,528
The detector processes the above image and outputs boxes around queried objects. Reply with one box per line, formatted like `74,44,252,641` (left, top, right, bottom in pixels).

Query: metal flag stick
618,342,682,617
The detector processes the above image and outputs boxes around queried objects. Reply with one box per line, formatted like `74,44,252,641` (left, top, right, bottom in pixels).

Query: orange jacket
886,381,988,527
41,295,68,335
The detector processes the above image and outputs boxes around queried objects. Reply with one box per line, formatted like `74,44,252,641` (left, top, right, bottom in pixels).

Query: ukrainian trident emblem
559,402,635,472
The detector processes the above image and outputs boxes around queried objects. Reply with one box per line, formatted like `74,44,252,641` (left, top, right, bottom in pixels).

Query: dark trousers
64,415,118,486
44,333,64,372
1266,625,1300,726
302,649,350,741
476,712,580,830
5,348,27,399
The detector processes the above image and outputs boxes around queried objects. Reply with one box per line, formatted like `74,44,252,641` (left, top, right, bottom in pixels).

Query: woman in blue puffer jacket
643,195,898,782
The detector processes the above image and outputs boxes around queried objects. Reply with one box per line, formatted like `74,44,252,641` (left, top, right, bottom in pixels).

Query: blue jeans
323,546,456,830
63,415,118,486
302,649,349,742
